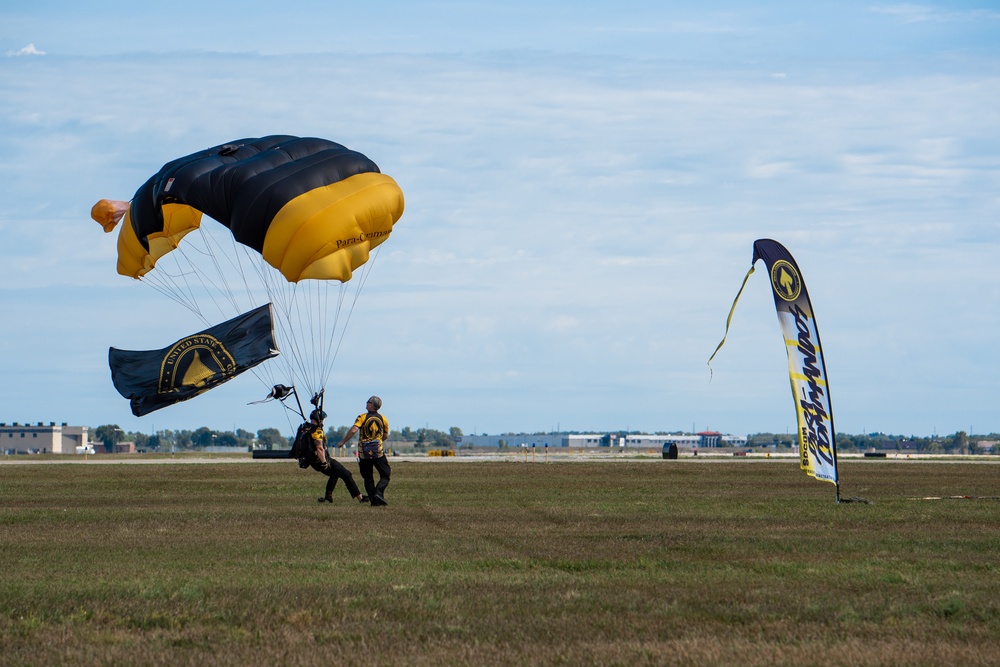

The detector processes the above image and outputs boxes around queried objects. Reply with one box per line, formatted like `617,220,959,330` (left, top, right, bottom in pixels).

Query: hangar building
1,422,90,454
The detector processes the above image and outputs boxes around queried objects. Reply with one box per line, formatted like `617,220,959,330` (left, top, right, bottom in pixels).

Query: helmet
309,409,327,422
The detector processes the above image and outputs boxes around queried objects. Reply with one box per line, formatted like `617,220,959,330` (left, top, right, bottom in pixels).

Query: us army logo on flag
157,334,237,395
109,305,279,416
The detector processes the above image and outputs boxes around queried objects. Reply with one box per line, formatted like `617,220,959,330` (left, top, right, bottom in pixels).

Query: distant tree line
747,431,996,455
89,424,996,455
90,424,467,453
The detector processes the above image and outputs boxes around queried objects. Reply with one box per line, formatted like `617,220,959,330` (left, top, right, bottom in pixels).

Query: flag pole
834,434,843,503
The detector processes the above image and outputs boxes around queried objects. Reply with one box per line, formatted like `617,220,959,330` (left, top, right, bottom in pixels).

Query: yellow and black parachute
94,135,404,282
93,136,404,414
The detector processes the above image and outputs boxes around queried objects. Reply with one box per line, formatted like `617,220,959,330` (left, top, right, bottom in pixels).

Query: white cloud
748,160,796,179
593,20,744,36
8,43,45,56
869,4,936,23
869,4,1000,23
543,315,580,333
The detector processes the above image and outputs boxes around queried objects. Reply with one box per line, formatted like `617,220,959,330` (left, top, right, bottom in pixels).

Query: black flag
109,305,279,416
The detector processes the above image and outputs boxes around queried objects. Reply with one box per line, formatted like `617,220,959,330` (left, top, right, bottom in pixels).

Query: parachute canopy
94,136,405,408
93,135,404,283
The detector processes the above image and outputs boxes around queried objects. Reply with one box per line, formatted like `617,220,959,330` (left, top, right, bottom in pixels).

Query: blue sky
2,1,999,438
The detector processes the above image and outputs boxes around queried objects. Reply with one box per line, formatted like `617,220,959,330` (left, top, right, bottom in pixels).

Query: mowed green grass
1,459,998,666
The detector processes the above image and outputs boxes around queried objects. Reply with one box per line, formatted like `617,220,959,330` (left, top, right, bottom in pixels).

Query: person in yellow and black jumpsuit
299,410,367,504
336,396,391,506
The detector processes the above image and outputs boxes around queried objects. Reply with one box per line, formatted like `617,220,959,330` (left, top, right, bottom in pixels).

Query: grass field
1,458,999,666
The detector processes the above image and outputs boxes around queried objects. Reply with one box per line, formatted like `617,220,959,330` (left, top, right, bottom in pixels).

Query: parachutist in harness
291,407,367,504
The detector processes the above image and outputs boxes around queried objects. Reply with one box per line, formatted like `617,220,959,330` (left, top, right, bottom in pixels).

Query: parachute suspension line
273,282,305,388
138,225,289,397
200,224,259,315
319,246,382,390
226,242,286,394
707,263,757,380
268,272,330,398
133,233,222,324
139,235,284,401
326,282,351,386
250,257,314,394
293,281,318,391
246,245,382,397
310,279,330,392
168,238,228,322
141,227,263,348
141,253,215,325
139,272,206,324
142,229,234,326
179,224,257,321
296,282,321,392
135,221,384,402
315,279,348,392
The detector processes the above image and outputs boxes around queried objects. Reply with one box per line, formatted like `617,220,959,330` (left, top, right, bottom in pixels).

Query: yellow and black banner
753,239,838,486
109,305,278,416
710,239,839,487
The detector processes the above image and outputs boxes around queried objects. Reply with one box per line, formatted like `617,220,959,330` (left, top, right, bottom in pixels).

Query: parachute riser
291,387,306,422
309,389,325,424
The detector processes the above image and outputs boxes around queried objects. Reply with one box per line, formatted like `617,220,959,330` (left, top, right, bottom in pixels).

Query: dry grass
1,459,998,666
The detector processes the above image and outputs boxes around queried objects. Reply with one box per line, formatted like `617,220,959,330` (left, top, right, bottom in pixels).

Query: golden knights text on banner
109,305,279,417
753,239,838,485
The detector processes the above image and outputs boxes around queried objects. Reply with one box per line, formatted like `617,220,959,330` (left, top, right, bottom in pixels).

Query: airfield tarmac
3,450,997,464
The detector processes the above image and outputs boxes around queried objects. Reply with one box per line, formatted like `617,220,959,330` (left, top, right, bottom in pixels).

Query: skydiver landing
293,409,367,504
336,395,391,506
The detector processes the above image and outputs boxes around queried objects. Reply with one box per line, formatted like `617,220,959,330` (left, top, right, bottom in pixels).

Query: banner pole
292,387,305,421
834,439,842,503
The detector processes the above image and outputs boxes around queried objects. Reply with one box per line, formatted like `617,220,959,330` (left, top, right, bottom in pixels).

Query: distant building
0,422,90,454
692,431,747,447
697,431,722,447
457,432,747,449
975,440,997,454
459,434,570,448
608,433,747,448
564,434,607,448
603,434,683,448
660,434,701,448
